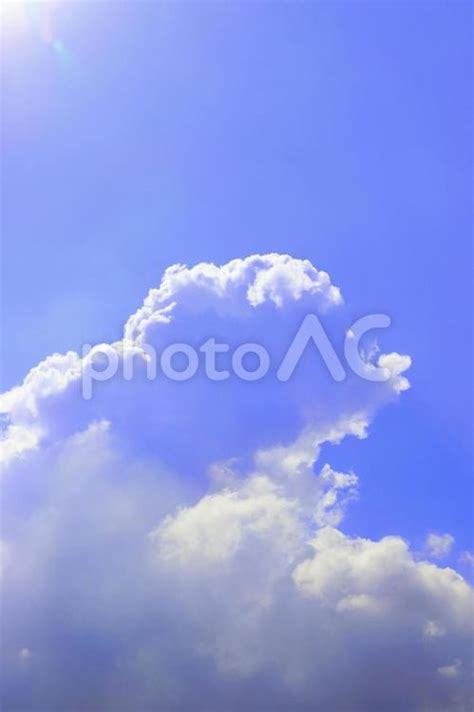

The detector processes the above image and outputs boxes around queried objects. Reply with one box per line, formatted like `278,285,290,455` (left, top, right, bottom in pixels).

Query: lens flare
2,1,76,80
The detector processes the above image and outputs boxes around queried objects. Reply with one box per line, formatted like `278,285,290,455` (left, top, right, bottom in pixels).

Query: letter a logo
277,314,346,382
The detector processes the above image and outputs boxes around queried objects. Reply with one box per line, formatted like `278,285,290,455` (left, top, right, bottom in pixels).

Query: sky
0,2,472,711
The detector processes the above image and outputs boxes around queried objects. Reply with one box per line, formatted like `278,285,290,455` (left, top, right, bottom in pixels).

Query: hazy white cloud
0,423,41,465
426,532,455,559
424,620,446,638
0,254,471,711
459,551,474,568
437,659,462,679
18,648,31,662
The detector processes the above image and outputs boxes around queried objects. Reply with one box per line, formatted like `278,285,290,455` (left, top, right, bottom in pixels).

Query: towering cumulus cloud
1,254,472,711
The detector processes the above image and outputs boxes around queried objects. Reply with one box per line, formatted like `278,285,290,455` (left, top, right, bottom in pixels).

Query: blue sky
1,2,472,710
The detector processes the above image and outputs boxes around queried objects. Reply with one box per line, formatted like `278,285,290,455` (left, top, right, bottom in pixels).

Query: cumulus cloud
0,254,472,711
123,254,343,344
293,528,471,624
0,254,406,475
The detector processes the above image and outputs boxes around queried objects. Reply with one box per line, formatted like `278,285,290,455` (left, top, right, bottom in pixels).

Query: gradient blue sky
1,0,472,566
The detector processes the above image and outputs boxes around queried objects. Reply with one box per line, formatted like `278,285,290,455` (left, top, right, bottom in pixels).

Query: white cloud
293,528,471,627
0,254,471,711
459,551,474,568
377,352,412,393
0,424,41,466
18,648,31,662
153,476,303,567
124,254,343,344
0,254,409,474
426,532,455,559
424,620,446,638
437,659,462,679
